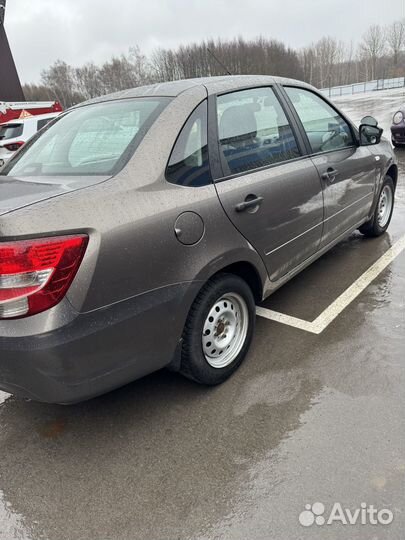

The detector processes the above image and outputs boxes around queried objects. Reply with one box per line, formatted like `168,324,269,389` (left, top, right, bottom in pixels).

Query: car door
211,86,324,282
283,86,377,247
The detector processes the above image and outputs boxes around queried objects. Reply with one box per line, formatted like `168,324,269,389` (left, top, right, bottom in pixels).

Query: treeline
23,19,405,108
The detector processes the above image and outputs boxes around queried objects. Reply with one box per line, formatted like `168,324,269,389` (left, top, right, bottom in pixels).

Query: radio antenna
207,47,233,76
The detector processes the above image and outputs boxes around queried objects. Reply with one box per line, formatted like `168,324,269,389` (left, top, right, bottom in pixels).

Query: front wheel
180,273,256,385
359,176,395,237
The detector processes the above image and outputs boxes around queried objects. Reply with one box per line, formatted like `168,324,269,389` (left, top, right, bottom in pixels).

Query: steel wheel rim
202,293,249,369
377,185,393,228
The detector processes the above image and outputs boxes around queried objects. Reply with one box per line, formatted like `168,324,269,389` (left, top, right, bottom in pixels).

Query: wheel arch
386,164,398,191
214,261,264,303
169,257,266,373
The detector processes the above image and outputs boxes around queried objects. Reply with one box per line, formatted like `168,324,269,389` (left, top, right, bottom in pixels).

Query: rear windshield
1,98,170,177
0,123,23,141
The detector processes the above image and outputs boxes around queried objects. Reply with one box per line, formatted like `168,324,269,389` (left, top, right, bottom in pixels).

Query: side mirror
360,115,378,127
359,124,383,146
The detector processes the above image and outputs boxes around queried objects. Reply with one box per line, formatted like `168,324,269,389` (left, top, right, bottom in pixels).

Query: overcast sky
4,0,405,83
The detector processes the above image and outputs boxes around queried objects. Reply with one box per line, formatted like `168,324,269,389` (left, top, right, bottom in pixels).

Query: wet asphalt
0,89,404,540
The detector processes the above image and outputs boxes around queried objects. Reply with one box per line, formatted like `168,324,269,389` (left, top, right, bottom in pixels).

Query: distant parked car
0,112,60,166
0,75,397,404
391,107,405,147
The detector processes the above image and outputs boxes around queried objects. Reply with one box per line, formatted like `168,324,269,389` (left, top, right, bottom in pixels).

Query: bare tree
29,19,405,100
151,36,303,82
41,60,83,107
128,45,154,85
75,63,101,100
343,40,355,85
22,83,55,101
300,46,315,85
386,20,405,68
299,37,345,88
359,24,386,80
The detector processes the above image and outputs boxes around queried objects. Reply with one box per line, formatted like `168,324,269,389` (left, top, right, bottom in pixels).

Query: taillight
3,141,24,152
0,235,88,319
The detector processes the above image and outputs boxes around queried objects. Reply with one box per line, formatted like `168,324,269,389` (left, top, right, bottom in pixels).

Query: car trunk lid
0,175,108,216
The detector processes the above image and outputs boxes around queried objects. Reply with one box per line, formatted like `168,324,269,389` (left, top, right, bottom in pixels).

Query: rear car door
211,86,324,282
283,86,377,247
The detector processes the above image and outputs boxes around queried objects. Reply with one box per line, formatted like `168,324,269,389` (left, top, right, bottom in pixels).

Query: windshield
1,98,170,177
0,123,23,141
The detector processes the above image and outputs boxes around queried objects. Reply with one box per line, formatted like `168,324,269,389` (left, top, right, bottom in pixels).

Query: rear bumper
0,282,200,403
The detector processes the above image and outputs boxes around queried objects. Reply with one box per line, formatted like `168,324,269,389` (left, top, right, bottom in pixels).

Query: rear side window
166,101,212,187
2,98,170,177
0,123,23,141
37,118,52,131
217,87,300,176
285,87,354,153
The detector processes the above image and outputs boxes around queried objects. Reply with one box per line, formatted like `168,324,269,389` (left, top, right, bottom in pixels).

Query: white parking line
256,234,405,334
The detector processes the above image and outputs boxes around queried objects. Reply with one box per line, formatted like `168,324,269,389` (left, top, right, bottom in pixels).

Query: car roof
77,75,315,107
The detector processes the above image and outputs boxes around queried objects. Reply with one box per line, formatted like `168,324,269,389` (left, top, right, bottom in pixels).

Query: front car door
210,86,324,282
282,86,378,247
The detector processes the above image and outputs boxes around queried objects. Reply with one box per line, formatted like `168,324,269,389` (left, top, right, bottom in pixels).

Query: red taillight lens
0,235,88,319
3,141,24,152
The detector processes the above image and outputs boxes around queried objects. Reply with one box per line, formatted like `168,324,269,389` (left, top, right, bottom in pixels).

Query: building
0,0,25,101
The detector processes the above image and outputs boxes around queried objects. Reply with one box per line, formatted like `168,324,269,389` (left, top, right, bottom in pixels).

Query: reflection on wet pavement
0,488,34,540
0,90,404,540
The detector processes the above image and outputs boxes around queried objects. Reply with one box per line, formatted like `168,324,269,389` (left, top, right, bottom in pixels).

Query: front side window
2,98,170,177
285,87,354,154
217,87,300,176
166,100,211,187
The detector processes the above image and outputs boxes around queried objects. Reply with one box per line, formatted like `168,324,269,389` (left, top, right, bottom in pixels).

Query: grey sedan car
0,75,397,403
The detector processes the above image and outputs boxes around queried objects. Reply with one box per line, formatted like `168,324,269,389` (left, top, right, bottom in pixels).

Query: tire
180,273,256,385
392,139,403,148
359,176,395,237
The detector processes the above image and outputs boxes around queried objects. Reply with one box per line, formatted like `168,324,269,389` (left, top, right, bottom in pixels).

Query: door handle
235,196,264,212
321,168,339,182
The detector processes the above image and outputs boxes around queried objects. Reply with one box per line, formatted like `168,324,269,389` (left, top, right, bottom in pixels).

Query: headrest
219,105,257,143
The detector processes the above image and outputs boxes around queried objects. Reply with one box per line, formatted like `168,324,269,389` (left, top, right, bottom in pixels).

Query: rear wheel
180,273,255,385
359,176,395,237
